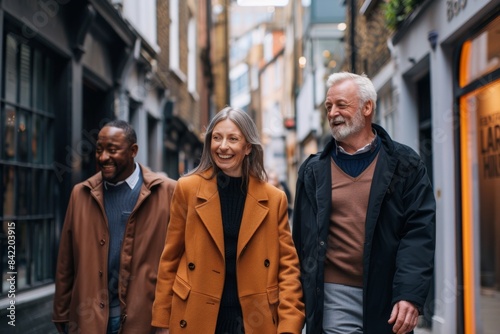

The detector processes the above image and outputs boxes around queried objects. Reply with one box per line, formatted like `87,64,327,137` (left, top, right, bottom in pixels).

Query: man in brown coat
52,120,176,334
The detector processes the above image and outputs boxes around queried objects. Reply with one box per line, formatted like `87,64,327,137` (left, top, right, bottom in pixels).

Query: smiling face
210,119,252,177
96,126,138,183
325,79,370,143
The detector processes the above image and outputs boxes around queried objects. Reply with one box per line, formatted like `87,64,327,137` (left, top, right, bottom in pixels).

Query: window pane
2,166,15,217
31,169,40,215
17,111,29,162
33,169,53,215
44,57,54,113
3,106,16,160
32,114,44,163
33,50,44,110
16,221,29,289
19,44,32,107
34,219,54,281
4,34,18,103
47,118,54,164
460,16,500,87
1,32,57,296
48,172,55,213
459,79,500,333
17,167,29,216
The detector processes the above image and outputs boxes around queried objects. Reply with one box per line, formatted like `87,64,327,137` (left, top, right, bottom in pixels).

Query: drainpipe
350,0,356,73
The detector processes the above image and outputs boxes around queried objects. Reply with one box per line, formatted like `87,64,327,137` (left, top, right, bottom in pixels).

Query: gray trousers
322,283,363,334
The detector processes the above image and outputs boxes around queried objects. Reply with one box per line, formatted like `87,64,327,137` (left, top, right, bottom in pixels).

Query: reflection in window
19,44,31,107
4,35,18,103
0,32,56,295
32,114,41,163
3,107,16,160
460,16,500,87
2,166,15,217
17,112,29,162
459,80,500,333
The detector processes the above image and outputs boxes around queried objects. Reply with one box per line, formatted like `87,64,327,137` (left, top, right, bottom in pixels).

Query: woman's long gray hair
187,106,267,185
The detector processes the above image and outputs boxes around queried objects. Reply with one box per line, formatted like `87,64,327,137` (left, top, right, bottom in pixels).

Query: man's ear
131,143,139,158
363,100,374,117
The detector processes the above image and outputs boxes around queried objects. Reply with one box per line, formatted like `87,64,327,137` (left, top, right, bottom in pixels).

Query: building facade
344,0,500,333
0,1,143,332
157,0,204,179
294,0,346,166
0,0,212,332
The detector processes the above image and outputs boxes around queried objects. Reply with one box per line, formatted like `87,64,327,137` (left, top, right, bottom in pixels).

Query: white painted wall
121,0,158,50
386,1,499,332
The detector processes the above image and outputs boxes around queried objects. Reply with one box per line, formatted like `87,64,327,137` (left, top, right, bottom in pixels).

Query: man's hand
388,300,419,334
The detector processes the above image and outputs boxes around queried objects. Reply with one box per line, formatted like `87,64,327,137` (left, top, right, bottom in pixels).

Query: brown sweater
324,156,378,287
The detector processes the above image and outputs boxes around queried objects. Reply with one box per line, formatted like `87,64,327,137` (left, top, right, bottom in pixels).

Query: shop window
169,0,186,81
460,16,500,87
375,83,396,137
1,33,56,295
459,15,500,333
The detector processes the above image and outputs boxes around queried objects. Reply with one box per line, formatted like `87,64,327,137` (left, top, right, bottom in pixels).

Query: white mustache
331,117,345,125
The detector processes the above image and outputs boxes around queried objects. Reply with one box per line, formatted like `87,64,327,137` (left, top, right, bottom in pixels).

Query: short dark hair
103,120,137,145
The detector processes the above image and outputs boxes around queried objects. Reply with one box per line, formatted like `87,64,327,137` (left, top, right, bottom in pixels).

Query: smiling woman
152,106,305,333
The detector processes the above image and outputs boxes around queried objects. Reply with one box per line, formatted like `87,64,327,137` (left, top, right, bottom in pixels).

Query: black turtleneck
215,172,246,334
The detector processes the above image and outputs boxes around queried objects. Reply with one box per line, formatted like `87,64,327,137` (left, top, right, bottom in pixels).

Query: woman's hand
155,328,170,334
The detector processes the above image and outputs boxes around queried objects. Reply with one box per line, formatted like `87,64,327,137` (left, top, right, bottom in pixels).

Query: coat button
99,302,105,308
180,320,187,328
188,262,195,270
264,259,270,267
100,239,106,246
99,271,103,277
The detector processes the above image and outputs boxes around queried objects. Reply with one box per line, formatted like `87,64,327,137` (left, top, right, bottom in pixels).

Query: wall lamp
428,30,438,51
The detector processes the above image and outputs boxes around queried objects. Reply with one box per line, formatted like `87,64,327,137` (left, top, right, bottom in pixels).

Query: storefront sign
480,111,500,178
447,0,467,22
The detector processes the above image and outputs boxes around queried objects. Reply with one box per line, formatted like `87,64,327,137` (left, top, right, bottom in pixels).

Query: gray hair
187,106,267,185
326,72,377,114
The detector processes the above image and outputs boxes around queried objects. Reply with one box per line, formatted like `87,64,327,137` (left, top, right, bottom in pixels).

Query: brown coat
52,164,176,333
152,170,305,333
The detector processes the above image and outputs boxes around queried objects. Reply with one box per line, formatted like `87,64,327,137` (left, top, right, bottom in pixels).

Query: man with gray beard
292,72,436,334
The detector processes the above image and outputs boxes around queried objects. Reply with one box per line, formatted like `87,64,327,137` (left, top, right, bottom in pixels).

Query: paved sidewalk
301,325,432,333
414,327,432,334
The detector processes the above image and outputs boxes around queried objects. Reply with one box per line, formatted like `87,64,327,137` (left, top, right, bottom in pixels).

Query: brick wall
342,0,391,78
157,0,201,133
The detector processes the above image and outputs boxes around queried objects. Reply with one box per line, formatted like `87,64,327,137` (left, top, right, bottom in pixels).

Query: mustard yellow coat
152,170,305,333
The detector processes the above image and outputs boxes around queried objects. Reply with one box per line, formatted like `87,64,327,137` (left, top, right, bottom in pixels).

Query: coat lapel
193,173,269,259
237,176,268,258
195,175,225,257
365,148,397,243
313,156,333,240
